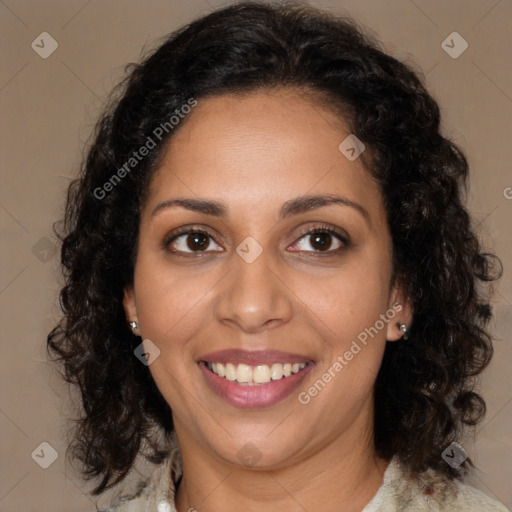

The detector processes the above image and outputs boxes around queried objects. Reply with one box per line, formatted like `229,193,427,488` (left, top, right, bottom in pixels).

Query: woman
48,2,507,511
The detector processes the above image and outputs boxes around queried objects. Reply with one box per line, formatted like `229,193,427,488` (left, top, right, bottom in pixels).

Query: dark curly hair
48,0,502,495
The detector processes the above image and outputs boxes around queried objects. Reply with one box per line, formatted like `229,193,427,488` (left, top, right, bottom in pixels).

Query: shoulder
363,457,509,512
99,481,162,512
99,447,182,512
103,491,147,512
447,481,509,512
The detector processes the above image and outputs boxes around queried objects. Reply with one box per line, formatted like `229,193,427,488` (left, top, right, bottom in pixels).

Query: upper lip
198,349,313,366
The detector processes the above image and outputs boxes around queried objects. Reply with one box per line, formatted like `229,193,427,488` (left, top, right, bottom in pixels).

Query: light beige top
102,447,509,512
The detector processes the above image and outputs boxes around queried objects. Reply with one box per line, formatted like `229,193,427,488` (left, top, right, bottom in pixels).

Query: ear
386,283,414,342
123,285,139,334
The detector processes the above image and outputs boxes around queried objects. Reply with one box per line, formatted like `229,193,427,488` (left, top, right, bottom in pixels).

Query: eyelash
163,223,349,258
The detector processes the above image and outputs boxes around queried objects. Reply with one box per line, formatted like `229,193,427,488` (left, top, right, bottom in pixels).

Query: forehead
144,89,385,228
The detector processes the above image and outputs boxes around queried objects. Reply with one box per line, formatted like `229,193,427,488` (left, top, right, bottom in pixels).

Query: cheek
132,261,212,412
299,254,392,341
133,253,214,339
296,250,392,404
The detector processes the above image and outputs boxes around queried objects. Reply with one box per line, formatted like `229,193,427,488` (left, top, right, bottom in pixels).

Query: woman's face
124,88,411,469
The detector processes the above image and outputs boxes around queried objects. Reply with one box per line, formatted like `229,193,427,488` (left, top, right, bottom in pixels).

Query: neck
173,419,389,512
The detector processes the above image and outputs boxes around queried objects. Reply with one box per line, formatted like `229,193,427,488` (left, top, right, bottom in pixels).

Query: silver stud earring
398,323,409,340
129,321,139,333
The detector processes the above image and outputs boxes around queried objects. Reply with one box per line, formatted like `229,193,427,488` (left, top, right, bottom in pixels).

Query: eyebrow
151,194,370,225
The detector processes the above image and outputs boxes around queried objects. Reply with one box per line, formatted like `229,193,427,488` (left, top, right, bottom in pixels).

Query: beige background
1,0,511,510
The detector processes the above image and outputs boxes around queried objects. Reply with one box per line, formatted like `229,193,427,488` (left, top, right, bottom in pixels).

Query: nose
214,250,294,334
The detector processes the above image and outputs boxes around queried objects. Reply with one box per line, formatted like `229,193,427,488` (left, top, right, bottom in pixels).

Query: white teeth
253,364,271,383
225,363,237,381
271,363,284,380
236,363,252,383
206,361,308,385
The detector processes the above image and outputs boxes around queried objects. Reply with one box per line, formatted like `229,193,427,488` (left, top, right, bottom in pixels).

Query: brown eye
165,229,223,255
289,227,348,254
186,232,209,251
309,232,334,251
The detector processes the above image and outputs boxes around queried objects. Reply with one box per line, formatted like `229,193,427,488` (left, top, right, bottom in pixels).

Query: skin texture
123,88,413,512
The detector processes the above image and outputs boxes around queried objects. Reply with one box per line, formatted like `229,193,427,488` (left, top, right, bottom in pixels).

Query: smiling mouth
203,361,311,385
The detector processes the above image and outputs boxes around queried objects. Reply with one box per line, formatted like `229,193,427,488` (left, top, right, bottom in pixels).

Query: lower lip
198,361,314,408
